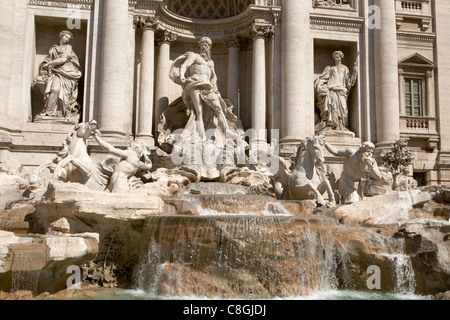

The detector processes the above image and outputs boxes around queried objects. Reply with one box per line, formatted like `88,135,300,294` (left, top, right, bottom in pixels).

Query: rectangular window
404,78,423,117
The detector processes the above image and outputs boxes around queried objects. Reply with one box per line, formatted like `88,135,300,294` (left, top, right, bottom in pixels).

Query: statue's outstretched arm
94,130,127,159
324,141,350,157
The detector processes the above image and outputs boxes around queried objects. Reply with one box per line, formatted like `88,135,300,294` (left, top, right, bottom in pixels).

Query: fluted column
155,30,177,131
0,0,15,129
98,0,131,137
224,36,246,116
250,24,273,146
281,0,314,146
374,0,400,145
135,16,158,145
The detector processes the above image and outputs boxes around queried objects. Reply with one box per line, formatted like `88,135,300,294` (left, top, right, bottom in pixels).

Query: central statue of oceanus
169,37,237,142
160,37,247,180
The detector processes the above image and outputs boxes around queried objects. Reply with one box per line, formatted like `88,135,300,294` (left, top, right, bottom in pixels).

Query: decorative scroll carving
224,35,249,49
249,23,275,39
134,15,159,30
156,29,178,45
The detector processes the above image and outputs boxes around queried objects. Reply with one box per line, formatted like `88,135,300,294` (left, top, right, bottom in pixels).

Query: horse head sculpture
272,135,336,206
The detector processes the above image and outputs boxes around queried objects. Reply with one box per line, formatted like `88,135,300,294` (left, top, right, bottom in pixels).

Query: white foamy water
95,289,431,301
195,201,294,217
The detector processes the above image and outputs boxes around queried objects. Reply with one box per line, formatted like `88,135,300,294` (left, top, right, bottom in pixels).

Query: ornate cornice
28,0,94,10
129,0,158,14
397,31,436,43
310,14,364,33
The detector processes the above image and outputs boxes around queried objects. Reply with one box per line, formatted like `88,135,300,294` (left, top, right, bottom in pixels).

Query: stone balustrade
400,1,423,11
400,116,438,136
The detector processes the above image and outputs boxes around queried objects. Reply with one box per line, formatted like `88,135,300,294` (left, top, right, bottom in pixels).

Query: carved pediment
399,53,435,69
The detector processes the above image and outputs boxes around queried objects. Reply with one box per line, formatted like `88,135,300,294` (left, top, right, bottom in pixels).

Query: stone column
135,16,158,145
224,36,245,116
426,71,435,118
280,0,314,149
98,0,131,137
435,0,450,183
250,24,273,146
155,30,177,131
0,0,15,129
398,70,406,115
272,10,282,139
374,0,400,145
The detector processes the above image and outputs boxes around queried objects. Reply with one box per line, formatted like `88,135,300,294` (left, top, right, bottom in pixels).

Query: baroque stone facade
0,0,449,186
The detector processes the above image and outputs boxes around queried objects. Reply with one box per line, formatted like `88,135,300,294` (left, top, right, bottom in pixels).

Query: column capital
249,23,275,40
156,29,177,45
134,15,159,31
224,35,248,49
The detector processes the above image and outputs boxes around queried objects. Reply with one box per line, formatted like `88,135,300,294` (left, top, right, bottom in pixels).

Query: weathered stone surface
0,230,98,294
0,290,34,300
398,218,450,295
334,189,436,226
434,290,450,300
0,173,29,210
30,181,172,233
49,217,71,234
0,203,35,234
0,231,16,273
23,181,177,290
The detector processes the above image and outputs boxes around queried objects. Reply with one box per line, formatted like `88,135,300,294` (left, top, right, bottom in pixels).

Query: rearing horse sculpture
272,135,336,207
31,120,111,191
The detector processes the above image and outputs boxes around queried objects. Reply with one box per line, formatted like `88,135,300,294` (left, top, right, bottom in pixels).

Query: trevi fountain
0,34,449,303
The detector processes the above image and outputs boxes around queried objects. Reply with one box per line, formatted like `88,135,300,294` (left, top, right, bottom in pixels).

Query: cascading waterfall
365,233,416,294
11,250,42,294
132,183,421,299
134,215,350,298
389,253,416,294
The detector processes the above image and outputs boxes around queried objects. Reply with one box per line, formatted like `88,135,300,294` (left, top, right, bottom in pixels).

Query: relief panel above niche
313,0,357,11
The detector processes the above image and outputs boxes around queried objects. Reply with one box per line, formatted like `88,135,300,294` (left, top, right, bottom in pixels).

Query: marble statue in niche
314,51,358,134
169,36,236,142
162,36,246,180
33,30,82,124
